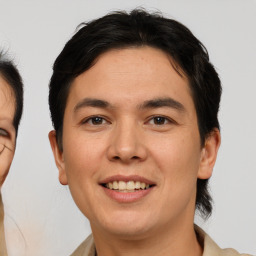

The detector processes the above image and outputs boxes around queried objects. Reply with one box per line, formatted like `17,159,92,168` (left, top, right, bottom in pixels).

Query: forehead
67,46,194,111
0,75,15,123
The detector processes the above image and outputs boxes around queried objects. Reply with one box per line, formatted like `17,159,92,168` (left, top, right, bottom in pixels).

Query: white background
0,0,255,255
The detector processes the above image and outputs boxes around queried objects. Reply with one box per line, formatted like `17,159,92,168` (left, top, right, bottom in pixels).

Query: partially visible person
0,52,23,256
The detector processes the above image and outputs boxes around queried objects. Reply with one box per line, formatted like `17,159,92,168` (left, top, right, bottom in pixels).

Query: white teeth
127,181,135,190
105,181,151,191
113,181,118,189
119,181,126,190
140,182,146,189
135,181,140,189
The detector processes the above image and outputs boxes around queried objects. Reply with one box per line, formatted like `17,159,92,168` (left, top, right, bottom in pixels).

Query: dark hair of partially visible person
0,52,23,135
49,8,222,219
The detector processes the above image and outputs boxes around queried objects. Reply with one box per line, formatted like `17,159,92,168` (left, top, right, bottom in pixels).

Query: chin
105,224,152,240
96,212,155,239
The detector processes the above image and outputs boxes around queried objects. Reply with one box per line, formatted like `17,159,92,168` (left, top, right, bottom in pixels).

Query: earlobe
198,129,221,179
48,130,68,185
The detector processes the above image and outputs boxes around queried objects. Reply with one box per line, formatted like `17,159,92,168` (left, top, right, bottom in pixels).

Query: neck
92,217,203,256
0,192,8,256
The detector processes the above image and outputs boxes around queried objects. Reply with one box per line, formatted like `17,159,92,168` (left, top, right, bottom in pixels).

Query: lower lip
102,186,154,203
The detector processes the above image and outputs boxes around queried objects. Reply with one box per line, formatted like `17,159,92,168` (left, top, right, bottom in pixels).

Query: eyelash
147,115,175,126
81,115,175,126
81,116,109,126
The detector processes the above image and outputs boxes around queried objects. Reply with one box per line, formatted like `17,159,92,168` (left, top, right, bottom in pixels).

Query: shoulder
210,245,253,256
220,248,252,256
195,225,253,256
70,234,96,256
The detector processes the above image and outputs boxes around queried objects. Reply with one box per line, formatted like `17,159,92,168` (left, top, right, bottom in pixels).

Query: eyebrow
139,97,185,112
74,98,110,112
73,97,186,113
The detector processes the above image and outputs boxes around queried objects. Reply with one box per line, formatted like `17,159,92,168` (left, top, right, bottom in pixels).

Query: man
0,52,23,255
48,9,251,256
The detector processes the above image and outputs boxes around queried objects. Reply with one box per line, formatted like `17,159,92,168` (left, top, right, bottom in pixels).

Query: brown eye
82,116,108,126
153,117,167,125
148,116,169,125
91,117,104,125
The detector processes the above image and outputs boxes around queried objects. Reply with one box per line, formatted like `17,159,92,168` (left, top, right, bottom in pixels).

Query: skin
49,46,220,256
0,75,16,188
0,75,16,256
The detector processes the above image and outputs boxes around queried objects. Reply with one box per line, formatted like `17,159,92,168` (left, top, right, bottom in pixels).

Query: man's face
0,76,16,187
50,46,219,239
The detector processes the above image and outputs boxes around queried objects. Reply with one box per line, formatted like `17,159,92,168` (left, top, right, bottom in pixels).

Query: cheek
142,132,202,222
62,132,106,217
62,131,107,179
149,131,201,184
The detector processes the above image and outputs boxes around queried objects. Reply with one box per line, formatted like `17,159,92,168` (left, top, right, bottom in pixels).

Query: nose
106,120,147,164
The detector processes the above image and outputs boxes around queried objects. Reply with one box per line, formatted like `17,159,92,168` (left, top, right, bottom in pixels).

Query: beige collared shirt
70,227,253,256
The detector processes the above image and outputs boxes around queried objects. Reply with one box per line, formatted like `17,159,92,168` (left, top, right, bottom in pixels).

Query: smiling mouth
102,181,155,193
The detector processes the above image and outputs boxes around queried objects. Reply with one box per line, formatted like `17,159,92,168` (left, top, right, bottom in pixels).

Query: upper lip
99,175,156,185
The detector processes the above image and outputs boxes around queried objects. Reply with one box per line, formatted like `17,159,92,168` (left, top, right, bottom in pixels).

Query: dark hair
0,52,23,135
49,9,221,218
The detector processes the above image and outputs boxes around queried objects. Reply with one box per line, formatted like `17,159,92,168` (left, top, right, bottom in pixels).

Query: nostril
112,155,139,161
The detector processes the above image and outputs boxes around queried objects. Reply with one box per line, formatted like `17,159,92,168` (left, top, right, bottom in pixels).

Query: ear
48,130,68,185
198,129,221,179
